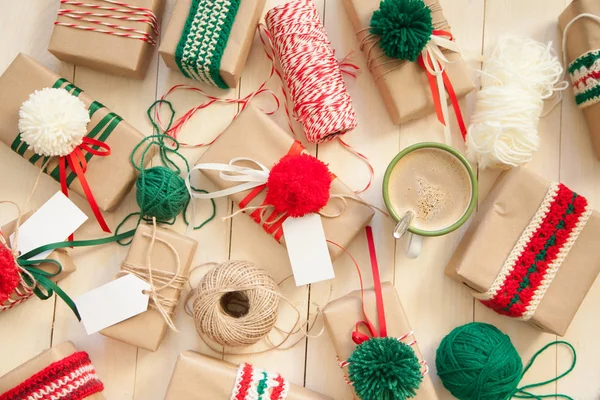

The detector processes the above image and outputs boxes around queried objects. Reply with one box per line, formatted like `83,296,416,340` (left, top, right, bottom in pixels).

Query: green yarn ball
348,337,423,400
436,322,523,400
370,0,434,62
136,166,190,222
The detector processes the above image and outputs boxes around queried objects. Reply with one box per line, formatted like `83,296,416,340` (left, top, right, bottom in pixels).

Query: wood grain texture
0,0,597,399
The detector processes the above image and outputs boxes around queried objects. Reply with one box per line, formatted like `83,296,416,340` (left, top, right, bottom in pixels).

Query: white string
466,36,567,169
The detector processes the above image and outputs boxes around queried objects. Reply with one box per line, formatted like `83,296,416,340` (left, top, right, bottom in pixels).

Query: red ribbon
418,30,467,141
59,137,111,236
352,226,388,345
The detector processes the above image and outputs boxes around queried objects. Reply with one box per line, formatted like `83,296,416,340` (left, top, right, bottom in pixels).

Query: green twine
348,337,423,400
115,100,216,244
436,322,576,400
370,0,434,62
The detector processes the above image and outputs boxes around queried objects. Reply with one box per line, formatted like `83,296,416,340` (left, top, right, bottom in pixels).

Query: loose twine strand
117,217,186,332
184,260,327,356
55,0,159,45
357,1,448,80
0,159,54,310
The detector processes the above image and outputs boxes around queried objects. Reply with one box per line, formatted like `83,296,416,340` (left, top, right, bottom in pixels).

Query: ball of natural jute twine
185,261,281,347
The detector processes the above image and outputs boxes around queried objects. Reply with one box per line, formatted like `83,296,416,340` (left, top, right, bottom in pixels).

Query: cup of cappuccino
383,142,478,258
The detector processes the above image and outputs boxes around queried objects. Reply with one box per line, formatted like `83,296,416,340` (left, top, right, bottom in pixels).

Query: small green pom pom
370,0,434,62
348,337,423,400
136,166,190,222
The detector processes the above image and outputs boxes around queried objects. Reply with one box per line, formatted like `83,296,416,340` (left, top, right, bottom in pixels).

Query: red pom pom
0,242,20,304
265,154,332,218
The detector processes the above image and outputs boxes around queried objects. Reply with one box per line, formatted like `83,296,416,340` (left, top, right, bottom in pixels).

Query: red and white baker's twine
55,0,159,45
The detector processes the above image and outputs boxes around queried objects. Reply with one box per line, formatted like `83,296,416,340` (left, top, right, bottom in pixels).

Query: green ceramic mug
382,142,478,258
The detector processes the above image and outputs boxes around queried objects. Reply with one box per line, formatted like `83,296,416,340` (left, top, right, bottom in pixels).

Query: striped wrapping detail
475,183,592,320
0,351,104,400
9,78,121,188
569,49,600,108
174,0,241,88
230,363,289,400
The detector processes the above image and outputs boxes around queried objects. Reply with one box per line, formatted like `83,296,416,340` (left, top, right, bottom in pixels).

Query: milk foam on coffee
388,148,471,232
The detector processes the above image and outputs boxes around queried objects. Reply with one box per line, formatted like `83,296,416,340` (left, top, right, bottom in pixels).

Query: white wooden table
1,1,598,399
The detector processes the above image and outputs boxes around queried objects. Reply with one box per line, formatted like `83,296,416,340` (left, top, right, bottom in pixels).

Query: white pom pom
18,88,90,157
466,35,567,169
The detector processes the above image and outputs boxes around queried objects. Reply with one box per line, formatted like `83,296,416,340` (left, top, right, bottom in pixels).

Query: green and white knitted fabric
175,0,241,89
569,49,600,108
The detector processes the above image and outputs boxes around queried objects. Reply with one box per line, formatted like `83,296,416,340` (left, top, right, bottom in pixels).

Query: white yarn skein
19,87,90,157
467,36,567,169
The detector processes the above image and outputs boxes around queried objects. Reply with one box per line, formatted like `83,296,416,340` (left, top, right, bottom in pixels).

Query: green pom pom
370,0,434,62
136,166,190,222
348,337,423,400
436,322,523,400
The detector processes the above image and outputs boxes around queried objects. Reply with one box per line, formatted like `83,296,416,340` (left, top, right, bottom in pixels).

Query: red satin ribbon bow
418,30,467,141
352,226,388,345
59,137,111,234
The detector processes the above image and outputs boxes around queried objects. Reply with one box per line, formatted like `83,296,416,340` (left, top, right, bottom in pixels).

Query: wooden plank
0,0,74,376
472,0,568,397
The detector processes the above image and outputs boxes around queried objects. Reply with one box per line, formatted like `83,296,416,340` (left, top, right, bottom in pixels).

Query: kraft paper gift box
0,211,76,311
165,351,332,400
446,168,600,336
559,0,600,160
323,283,438,399
160,0,266,88
49,0,166,79
343,0,474,125
0,342,105,399
194,105,375,260
100,224,198,351
0,54,151,212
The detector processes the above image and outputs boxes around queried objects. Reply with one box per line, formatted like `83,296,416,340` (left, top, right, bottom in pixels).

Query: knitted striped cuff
475,183,592,320
174,0,241,89
0,351,104,400
230,363,289,400
569,49,600,108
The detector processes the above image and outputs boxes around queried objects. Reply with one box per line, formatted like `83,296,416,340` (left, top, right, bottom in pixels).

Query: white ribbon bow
186,158,271,200
420,33,461,145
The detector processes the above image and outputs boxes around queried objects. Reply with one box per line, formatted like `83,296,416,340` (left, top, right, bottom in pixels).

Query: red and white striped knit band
475,182,592,320
0,351,104,400
230,363,289,400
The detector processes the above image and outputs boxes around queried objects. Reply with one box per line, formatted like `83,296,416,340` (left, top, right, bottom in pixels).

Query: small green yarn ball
348,337,423,400
436,322,523,400
136,166,190,222
370,0,434,62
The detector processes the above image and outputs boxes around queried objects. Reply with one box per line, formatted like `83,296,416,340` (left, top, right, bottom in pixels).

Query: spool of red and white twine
263,0,357,144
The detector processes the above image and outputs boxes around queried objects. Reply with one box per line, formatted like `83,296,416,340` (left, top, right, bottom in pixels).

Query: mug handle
406,233,423,259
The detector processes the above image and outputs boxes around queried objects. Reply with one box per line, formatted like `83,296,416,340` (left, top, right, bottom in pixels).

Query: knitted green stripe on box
568,49,600,75
575,84,600,107
174,0,241,89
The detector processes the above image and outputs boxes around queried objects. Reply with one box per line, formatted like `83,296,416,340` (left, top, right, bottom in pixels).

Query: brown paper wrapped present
100,224,197,351
446,168,600,336
323,283,438,399
160,0,266,88
0,342,104,399
0,211,76,312
559,0,600,160
194,105,374,260
343,0,474,125
49,0,166,79
165,351,332,400
0,54,151,212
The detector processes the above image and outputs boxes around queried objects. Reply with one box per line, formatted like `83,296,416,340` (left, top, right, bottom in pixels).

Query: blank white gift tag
282,213,334,286
10,191,87,259
75,274,151,335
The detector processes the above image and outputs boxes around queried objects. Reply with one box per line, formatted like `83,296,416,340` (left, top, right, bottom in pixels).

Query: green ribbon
15,228,137,320
10,78,122,187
